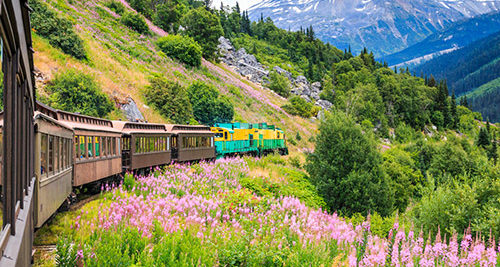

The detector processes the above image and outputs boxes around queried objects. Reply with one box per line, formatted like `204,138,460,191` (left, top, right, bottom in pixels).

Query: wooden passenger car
56,111,122,186
113,121,171,171
166,124,216,162
33,111,73,228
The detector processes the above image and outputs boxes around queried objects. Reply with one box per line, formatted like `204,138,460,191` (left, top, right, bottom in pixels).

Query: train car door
171,135,178,159
249,134,253,147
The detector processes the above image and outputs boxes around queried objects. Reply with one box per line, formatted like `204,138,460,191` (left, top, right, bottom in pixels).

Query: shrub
306,111,394,216
282,96,320,118
144,76,192,124
123,173,135,191
121,12,149,34
156,35,202,67
104,0,126,15
267,70,290,97
30,0,87,59
46,70,114,117
187,81,234,124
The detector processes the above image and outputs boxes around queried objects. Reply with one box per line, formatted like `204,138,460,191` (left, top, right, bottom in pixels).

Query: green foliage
187,81,234,124
382,147,423,211
319,75,335,103
181,7,223,60
282,96,320,118
121,12,149,34
45,70,114,117
156,35,202,67
55,236,77,267
144,76,193,124
409,175,500,239
267,70,291,97
123,173,135,191
152,0,186,33
306,111,394,216
394,123,416,143
31,0,87,59
104,0,125,15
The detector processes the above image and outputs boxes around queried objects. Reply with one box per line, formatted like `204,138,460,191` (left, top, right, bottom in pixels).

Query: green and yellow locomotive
211,122,288,158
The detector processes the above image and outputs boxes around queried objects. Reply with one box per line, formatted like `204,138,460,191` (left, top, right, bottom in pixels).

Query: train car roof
165,124,213,134
34,111,73,132
112,121,169,134
55,110,121,134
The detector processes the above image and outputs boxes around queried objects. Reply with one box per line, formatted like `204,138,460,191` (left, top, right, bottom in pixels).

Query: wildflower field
50,157,499,266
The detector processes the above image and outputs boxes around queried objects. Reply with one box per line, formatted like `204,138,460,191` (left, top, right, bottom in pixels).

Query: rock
311,82,321,90
121,97,145,122
301,95,312,103
315,100,333,110
218,36,233,53
273,66,293,81
311,92,320,101
295,75,308,85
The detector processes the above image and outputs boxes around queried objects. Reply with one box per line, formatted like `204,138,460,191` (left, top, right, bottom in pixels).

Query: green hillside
33,0,318,153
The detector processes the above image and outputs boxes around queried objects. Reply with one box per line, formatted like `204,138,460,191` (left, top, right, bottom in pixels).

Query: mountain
381,12,500,67
413,31,500,122
247,0,500,57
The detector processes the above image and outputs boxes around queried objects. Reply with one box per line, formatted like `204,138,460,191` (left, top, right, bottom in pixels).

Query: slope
413,31,500,122
33,0,318,152
381,12,500,67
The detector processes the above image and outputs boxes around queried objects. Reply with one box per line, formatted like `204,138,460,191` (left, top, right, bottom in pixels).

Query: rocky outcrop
218,37,269,84
218,36,333,110
119,97,145,122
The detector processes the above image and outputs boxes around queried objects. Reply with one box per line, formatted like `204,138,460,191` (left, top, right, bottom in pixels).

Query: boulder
315,100,333,110
121,97,145,122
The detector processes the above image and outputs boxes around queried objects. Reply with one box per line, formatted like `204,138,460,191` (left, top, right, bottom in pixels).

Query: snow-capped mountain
247,0,500,56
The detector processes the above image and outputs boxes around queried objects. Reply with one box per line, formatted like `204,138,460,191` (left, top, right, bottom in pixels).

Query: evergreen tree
451,91,458,129
182,7,223,60
491,133,498,164
477,127,491,148
428,75,437,87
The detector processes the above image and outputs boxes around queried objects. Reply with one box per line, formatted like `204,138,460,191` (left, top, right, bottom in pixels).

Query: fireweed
63,158,499,266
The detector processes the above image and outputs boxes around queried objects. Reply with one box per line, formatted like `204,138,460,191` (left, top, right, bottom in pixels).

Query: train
1,102,288,229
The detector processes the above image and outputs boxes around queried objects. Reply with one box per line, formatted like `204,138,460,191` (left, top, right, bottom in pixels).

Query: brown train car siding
56,111,122,187
166,124,216,162
112,121,172,171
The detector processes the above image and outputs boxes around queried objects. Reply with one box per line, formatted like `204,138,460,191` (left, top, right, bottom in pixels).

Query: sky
211,0,262,10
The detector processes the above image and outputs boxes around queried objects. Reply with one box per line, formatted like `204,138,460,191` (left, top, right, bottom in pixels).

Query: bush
104,0,126,15
121,12,149,34
156,35,202,67
30,0,87,59
306,111,394,216
187,81,234,124
267,70,290,97
282,96,320,118
46,70,114,117
144,76,193,124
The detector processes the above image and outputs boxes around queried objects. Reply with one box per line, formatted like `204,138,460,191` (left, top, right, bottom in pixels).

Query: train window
171,136,177,149
54,137,59,172
41,134,47,175
224,132,228,140
277,132,280,139
87,136,93,158
107,137,112,156
215,133,223,138
95,137,100,157
62,139,66,169
102,137,107,157
112,137,116,155
48,135,54,173
135,137,140,153
79,136,85,160
211,137,214,147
